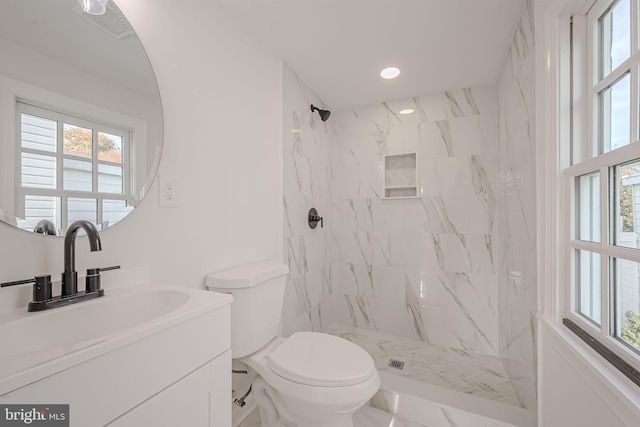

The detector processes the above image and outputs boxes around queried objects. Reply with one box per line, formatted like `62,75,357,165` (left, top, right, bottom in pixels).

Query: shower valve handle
308,208,323,229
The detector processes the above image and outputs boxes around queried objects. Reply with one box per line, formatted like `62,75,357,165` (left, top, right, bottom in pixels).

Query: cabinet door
107,350,231,427
0,306,231,426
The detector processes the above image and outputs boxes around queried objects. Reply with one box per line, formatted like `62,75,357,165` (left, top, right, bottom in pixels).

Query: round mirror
0,0,163,236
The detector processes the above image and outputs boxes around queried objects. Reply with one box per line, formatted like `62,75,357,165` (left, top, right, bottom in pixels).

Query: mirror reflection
0,0,163,236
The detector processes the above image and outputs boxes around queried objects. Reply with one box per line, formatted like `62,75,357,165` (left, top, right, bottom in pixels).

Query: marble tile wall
281,65,335,335
330,85,501,357
496,0,537,422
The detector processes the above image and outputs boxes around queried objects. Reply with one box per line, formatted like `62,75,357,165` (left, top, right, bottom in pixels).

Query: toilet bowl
206,261,380,427
242,333,380,427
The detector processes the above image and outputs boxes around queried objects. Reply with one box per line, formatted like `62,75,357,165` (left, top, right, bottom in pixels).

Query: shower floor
326,324,520,407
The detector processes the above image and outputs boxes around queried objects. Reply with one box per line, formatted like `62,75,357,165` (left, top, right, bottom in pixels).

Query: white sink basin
0,282,232,395
0,289,189,358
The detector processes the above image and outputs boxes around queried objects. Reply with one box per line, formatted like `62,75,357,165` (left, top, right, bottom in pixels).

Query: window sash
567,148,640,372
567,0,640,373
14,188,129,231
15,102,132,233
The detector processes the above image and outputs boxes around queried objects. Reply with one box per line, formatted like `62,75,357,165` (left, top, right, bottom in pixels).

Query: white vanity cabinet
0,284,232,427
109,351,231,427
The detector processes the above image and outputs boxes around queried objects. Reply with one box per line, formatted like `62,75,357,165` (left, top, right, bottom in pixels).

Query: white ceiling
215,0,526,111
0,0,158,100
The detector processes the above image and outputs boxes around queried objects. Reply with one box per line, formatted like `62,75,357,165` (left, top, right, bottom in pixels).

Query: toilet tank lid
206,261,289,289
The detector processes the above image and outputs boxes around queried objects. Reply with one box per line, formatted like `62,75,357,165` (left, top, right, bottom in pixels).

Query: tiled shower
281,1,536,424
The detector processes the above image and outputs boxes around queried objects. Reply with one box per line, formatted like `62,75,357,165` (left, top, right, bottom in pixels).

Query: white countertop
0,280,232,396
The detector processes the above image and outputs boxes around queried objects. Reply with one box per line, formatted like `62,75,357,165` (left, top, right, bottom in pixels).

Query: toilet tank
206,261,289,358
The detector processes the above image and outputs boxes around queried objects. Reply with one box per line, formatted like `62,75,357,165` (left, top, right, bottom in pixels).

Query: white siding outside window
15,102,132,233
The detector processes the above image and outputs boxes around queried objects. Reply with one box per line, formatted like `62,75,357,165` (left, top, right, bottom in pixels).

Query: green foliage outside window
63,127,122,162
619,166,638,232
621,310,640,350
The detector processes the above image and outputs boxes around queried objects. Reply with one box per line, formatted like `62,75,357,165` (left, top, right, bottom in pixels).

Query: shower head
310,104,331,122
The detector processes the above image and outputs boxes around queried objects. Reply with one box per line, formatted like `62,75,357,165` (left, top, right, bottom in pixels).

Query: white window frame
0,75,148,231
15,101,132,232
536,0,640,420
565,0,640,373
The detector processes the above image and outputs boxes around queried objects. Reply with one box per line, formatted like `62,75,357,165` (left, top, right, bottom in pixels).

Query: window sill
562,317,640,387
539,315,640,422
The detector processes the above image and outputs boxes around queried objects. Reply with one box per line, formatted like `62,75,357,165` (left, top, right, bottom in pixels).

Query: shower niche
383,152,418,199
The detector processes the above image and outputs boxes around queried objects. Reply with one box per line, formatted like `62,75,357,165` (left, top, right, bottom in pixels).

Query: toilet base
250,372,356,427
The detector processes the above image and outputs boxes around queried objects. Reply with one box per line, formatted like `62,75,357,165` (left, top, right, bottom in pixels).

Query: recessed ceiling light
380,67,400,79
399,109,414,115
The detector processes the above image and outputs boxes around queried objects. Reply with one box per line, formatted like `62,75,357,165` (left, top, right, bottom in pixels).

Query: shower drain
388,359,404,370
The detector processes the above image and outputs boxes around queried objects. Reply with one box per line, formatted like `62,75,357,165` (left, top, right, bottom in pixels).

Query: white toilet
206,261,380,427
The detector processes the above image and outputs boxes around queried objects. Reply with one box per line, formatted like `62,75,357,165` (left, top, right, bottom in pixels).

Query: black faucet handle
85,265,121,277
33,275,52,302
85,265,120,293
308,208,324,229
1,277,37,287
0,275,52,302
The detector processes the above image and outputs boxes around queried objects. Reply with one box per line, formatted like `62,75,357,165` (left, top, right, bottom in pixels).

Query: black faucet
62,220,102,297
1,220,120,312
33,219,57,236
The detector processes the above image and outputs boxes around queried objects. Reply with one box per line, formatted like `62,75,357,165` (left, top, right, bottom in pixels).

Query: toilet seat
240,334,381,425
268,332,375,387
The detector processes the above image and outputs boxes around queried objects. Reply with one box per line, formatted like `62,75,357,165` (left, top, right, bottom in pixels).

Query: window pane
63,124,92,158
98,164,123,194
67,198,96,227
17,195,60,232
614,160,640,248
63,159,93,192
600,73,630,153
98,132,123,163
577,249,602,325
21,152,56,189
21,113,57,152
600,0,630,77
577,172,601,242
103,199,131,228
613,257,640,353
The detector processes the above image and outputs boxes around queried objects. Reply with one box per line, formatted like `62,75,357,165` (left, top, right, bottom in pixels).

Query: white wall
539,319,640,426
0,37,159,125
0,0,284,289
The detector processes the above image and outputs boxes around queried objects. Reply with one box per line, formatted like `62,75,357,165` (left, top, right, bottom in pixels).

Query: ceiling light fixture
77,0,109,15
380,67,400,79
399,109,414,115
